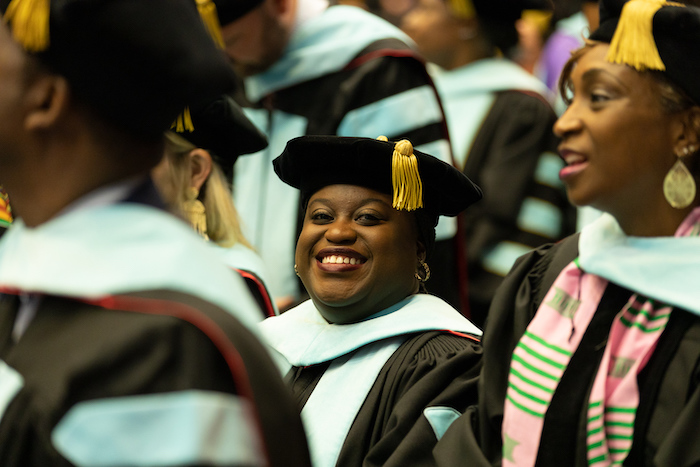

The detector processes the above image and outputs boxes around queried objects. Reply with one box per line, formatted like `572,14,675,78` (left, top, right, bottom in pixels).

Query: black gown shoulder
338,331,482,467
435,233,700,467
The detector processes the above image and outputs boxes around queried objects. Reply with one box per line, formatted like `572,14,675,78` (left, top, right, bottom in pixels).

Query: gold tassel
4,0,50,52
171,107,194,133
446,0,476,19
606,0,683,71
196,0,225,50
391,139,423,211
183,187,209,239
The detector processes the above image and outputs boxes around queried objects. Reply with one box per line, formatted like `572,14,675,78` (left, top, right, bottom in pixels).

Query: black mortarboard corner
474,0,552,21
448,0,552,21
0,0,238,139
590,0,700,105
173,95,268,175
274,136,482,247
210,0,265,26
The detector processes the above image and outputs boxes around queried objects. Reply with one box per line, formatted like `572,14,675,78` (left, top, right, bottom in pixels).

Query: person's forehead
309,185,392,204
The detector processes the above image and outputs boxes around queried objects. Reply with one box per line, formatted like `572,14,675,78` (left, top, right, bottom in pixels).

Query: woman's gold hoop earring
663,145,697,209
415,260,431,282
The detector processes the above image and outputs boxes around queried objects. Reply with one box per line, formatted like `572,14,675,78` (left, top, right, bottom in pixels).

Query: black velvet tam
472,0,553,21
590,0,700,104
178,95,268,168
212,0,264,25
0,0,238,139
273,136,482,218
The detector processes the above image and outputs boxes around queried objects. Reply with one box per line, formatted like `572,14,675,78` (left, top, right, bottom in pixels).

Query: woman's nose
553,103,581,138
325,219,357,244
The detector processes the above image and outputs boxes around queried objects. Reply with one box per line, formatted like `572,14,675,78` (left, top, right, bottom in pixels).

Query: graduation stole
0,187,12,228
502,208,700,467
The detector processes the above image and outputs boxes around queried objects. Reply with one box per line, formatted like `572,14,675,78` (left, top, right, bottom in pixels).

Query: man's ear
271,0,296,27
24,75,70,131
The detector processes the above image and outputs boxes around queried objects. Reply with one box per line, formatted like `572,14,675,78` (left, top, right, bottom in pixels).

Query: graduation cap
206,0,264,26
0,0,238,139
274,135,482,218
590,0,700,104
274,136,482,254
274,136,481,254
172,95,268,172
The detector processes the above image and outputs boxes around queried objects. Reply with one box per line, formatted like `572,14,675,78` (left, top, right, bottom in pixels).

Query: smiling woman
259,135,483,466
433,0,700,466
297,184,422,324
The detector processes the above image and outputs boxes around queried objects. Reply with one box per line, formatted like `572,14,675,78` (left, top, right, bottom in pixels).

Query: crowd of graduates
1,0,700,465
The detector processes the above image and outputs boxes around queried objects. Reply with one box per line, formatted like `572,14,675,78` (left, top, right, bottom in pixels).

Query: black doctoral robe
434,236,700,467
0,180,310,466
289,331,482,467
460,91,577,327
0,291,311,467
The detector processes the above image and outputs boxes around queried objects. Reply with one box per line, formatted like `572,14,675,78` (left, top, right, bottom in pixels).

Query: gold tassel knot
4,0,50,52
606,0,683,71
196,0,225,49
391,139,423,211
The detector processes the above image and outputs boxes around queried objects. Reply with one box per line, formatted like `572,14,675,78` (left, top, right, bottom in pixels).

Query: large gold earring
183,186,208,239
664,146,697,209
414,260,431,282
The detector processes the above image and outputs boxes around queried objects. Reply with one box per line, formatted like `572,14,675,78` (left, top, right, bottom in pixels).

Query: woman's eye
590,91,610,104
311,212,333,222
356,213,381,224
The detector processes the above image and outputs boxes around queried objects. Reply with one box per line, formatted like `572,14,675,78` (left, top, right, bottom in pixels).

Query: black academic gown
460,91,577,327
290,331,482,467
0,180,310,467
434,236,700,467
0,291,310,467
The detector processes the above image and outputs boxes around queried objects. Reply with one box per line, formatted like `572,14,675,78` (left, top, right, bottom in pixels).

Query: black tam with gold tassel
272,135,482,255
591,0,700,104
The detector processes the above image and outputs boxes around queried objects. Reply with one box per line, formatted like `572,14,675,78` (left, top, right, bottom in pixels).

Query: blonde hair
163,132,253,249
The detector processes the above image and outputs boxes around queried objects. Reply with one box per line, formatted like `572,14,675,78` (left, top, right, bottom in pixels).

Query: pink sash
502,208,700,466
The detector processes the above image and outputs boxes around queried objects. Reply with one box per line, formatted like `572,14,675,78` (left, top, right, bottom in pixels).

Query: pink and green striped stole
502,271,673,467
585,295,671,465
501,209,700,466
501,259,606,466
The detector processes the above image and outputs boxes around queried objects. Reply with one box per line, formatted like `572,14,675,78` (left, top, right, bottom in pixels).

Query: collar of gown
0,199,263,330
258,294,481,366
432,58,552,101
578,207,700,315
